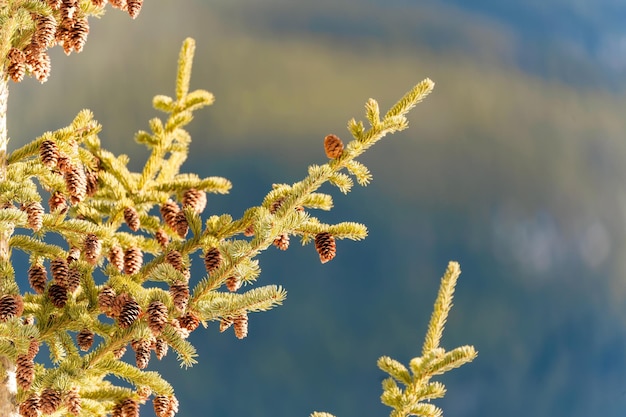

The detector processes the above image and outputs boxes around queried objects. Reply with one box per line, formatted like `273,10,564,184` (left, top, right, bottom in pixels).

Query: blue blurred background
8,1,626,416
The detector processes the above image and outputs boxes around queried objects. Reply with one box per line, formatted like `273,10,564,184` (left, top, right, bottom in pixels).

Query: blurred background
8,0,626,416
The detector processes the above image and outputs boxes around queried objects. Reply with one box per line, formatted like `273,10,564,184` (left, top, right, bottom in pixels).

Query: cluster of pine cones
5,0,143,83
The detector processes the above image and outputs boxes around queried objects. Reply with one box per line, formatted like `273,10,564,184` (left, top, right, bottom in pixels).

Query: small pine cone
91,0,106,7
123,247,143,275
314,232,336,263
16,354,35,390
83,233,101,265
225,276,241,292
233,313,249,339
56,154,71,173
32,47,51,83
165,250,184,271
182,188,207,214
21,202,44,232
219,316,233,332
155,228,169,248
270,197,285,214
124,207,140,231
117,297,141,328
112,402,124,417
154,338,168,360
160,200,180,229
70,17,89,53
147,301,168,335
77,328,94,351
137,386,152,402
48,191,68,213
27,338,40,360
67,246,81,264
178,312,200,332
173,211,188,238
243,224,255,237
40,139,60,168
273,233,290,251
98,286,116,312
18,393,40,417
48,283,68,308
113,344,127,359
131,339,151,370
85,169,99,196
40,387,62,414
169,281,189,312
64,163,87,204
108,246,124,272
0,294,24,322
127,0,143,19
22,315,35,326
65,387,82,416
154,395,178,417
51,257,69,287
35,14,57,47
324,134,344,159
28,263,47,294
66,265,81,293
7,48,26,82
203,247,222,274
110,0,128,10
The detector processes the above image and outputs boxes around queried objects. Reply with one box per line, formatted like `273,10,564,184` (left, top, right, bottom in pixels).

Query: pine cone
18,394,40,417
160,200,180,230
127,0,143,19
165,250,183,271
65,386,82,416
154,338,168,360
7,48,26,82
273,233,290,251
173,211,188,238
203,247,222,274
66,265,81,293
123,247,143,275
155,228,169,248
324,134,344,159
16,354,35,390
48,283,68,308
21,202,44,232
153,395,178,417
70,16,89,53
219,316,233,332
67,246,81,264
48,191,68,213
64,163,87,204
27,337,40,360
233,313,249,339
113,344,127,359
225,276,241,292
98,286,116,313
40,387,62,414
147,301,168,335
51,257,69,287
112,402,124,417
85,168,99,196
28,263,47,294
131,339,151,370
0,294,23,322
40,139,60,168
269,196,285,214
169,281,189,312
34,14,57,47
182,188,207,214
108,246,124,272
117,296,141,328
178,312,200,332
91,0,106,7
314,232,336,263
57,154,71,173
26,43,51,83
83,233,101,265
77,328,94,351
243,224,255,237
124,206,140,231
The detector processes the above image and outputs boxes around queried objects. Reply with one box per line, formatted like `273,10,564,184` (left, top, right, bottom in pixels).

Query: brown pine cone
48,283,68,308
314,232,336,263
83,233,101,265
51,257,69,287
66,265,81,293
219,316,233,332
127,0,143,18
269,196,285,214
182,188,207,214
225,276,241,292
113,344,127,359
324,134,344,159
131,339,151,370
70,17,89,53
16,354,35,390
273,233,290,251
147,300,168,335
123,247,143,275
117,296,141,328
65,386,82,416
77,328,94,351
35,14,57,47
173,211,188,238
169,281,189,312
233,313,249,339
155,228,169,248
98,286,116,313
178,312,200,332
21,202,44,232
243,224,255,237
64,163,87,204
160,200,180,229
108,246,124,272
48,191,68,213
165,250,184,271
40,387,62,414
18,394,40,417
7,48,26,82
154,338,168,360
0,294,24,322
85,168,99,196
153,394,178,417
39,139,59,168
124,206,140,231
27,338,40,360
67,246,81,264
28,263,47,294
203,247,222,274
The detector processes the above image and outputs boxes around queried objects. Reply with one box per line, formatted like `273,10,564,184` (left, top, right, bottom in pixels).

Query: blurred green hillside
8,1,626,417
